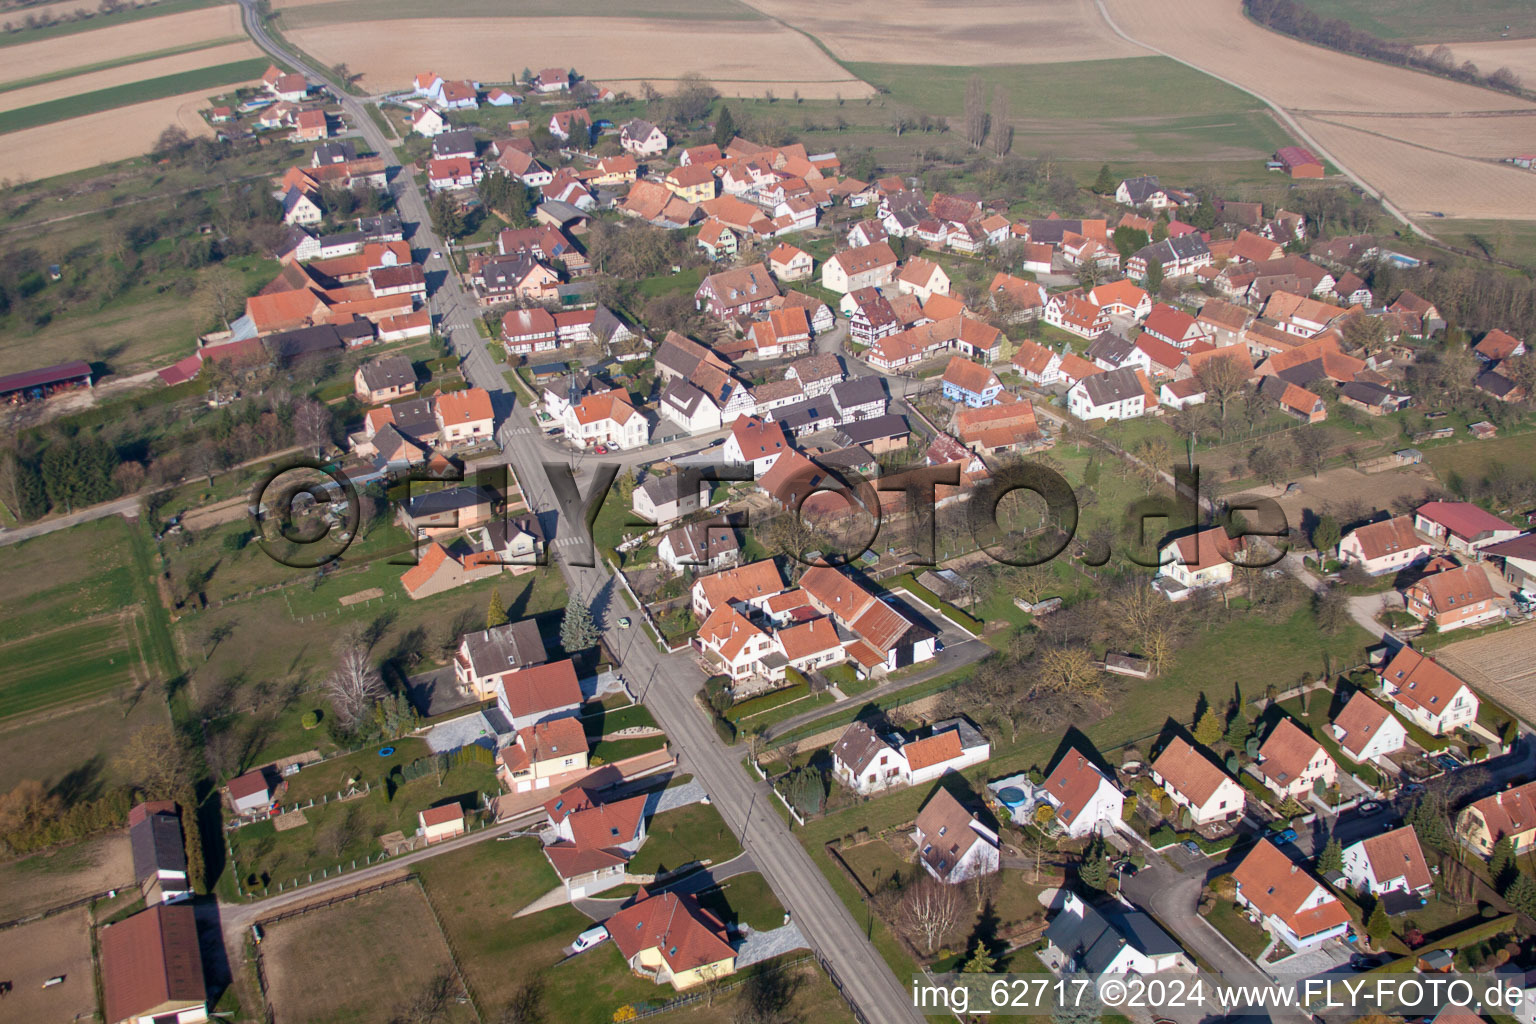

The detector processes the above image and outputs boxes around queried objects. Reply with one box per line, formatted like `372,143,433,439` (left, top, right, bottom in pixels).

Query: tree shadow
50,756,106,804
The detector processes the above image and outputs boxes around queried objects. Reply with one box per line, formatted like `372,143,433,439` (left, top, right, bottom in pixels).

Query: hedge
884,572,984,635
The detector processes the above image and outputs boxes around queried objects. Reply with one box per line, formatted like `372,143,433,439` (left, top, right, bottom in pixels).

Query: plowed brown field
739,0,1142,65
2,5,246,81
0,39,260,111
286,17,875,97
1437,620,1536,723
1098,0,1536,218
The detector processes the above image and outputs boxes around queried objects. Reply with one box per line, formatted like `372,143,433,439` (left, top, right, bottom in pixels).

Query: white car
573,925,609,952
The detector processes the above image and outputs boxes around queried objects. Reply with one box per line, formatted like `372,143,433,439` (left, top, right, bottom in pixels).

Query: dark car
1270,827,1298,844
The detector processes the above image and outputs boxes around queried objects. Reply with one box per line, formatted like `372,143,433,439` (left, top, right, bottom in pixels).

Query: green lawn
693,871,785,932
0,59,272,135
0,616,144,720
0,517,141,643
627,801,741,877
0,0,228,47
1204,898,1270,959
1434,219,1536,270
1424,432,1536,500
1300,0,1536,41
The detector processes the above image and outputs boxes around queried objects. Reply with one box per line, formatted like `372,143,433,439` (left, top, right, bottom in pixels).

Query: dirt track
0,831,134,922
1,5,246,81
739,0,1141,65
285,17,874,97
0,910,96,1023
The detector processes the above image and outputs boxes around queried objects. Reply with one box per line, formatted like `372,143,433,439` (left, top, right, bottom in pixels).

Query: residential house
1038,747,1125,839
497,717,589,791
1043,891,1188,978
902,719,990,786
723,416,790,478
409,105,449,137
988,272,1046,322
785,353,843,397
398,485,497,538
1459,780,1536,856
1150,736,1245,825
496,658,582,732
831,721,909,793
658,519,739,573
1338,516,1431,575
1474,329,1525,363
549,107,592,143
262,63,307,102
563,389,647,450
420,803,466,843
695,219,738,260
895,258,950,304
1127,235,1212,280
1045,294,1110,340
99,903,208,1024
799,564,937,673
746,307,812,359
1342,826,1433,896
845,287,901,345
1068,366,1144,421
659,379,724,435
1088,280,1152,320
696,605,785,684
767,242,813,282
469,517,544,575
821,243,898,294
1404,562,1502,632
1330,690,1408,764
834,413,911,455
1232,839,1351,950
1414,501,1523,555
664,163,718,204
128,801,190,905
1254,717,1337,801
1115,175,1171,209
940,355,1003,408
776,617,844,675
912,788,1000,884
1156,526,1244,595
354,355,417,404
541,788,648,897
434,387,494,446
619,118,668,157
1159,377,1207,410
280,186,322,226
1011,339,1064,386
533,68,569,93
696,265,779,318
1378,645,1480,735
479,255,559,302
690,559,784,619
454,619,548,700
501,306,559,354
633,472,711,525
605,890,737,991
1087,333,1143,374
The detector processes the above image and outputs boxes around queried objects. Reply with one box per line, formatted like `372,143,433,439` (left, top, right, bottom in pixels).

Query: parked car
1181,840,1201,855
1270,827,1298,844
572,925,609,952
1358,801,1383,816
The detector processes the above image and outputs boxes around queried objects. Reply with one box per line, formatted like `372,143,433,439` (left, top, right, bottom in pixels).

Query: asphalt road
233,9,920,1019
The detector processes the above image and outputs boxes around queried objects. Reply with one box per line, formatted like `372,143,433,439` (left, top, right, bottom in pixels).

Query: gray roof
663,519,738,563
1135,234,1209,266
1477,369,1519,398
830,375,886,411
358,355,415,392
661,378,709,418
273,225,313,258
620,118,659,142
387,397,438,441
317,229,365,249
432,129,478,158
1119,175,1163,203
480,253,543,292
641,472,707,506
788,353,843,385
1340,380,1404,407
312,140,356,164
1078,366,1142,407
1086,332,1136,367
833,413,910,446
1045,895,1182,975
460,619,547,680
774,396,839,434
129,808,186,884
833,721,896,775
406,485,497,518
357,213,403,239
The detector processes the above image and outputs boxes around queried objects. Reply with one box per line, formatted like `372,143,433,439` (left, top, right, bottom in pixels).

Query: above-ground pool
378,746,395,757
997,787,1028,808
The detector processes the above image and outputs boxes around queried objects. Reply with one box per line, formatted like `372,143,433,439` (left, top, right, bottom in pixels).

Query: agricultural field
0,831,134,921
1099,0,1536,220
1301,0,1536,42
0,909,96,1022
1423,431,1536,483
1436,621,1536,723
0,3,262,181
273,0,761,22
261,883,477,1024
283,17,873,98
0,516,175,790
1441,38,1536,86
737,0,1142,65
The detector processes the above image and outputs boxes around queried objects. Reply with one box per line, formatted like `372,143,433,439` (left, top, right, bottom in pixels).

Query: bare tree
293,398,333,456
989,84,1010,156
326,644,386,729
963,74,987,149
388,971,457,1024
116,724,198,800
195,266,246,333
1294,427,1331,477
1195,355,1249,431
899,874,966,953
1037,646,1104,699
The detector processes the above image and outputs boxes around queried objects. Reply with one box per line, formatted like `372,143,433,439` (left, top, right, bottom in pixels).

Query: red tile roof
1415,501,1514,541
1358,825,1433,891
1043,747,1115,828
100,904,205,1024
498,659,582,720
435,386,492,424
1232,839,1350,940
421,803,463,827
1378,646,1470,715
606,890,735,975
1152,736,1235,807
1330,691,1397,759
902,730,963,771
1256,717,1328,788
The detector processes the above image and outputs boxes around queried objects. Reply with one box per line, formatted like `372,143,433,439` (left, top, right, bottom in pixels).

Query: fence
623,953,817,1020
0,887,120,932
226,781,372,830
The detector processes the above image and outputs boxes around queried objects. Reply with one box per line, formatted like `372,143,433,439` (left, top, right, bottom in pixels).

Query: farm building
1275,146,1324,179
0,360,92,403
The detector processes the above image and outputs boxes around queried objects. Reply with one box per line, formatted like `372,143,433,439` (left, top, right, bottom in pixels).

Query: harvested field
1297,115,1536,219
1440,39,1536,92
0,83,247,182
1436,621,1536,724
1306,111,1536,160
261,884,476,1024
0,910,96,1022
1,4,244,81
0,39,260,111
277,0,759,20
1098,0,1536,218
1304,0,1536,43
0,832,133,922
285,18,874,97
738,0,1141,65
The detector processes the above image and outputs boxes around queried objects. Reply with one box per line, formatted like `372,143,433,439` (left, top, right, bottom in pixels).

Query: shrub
301,710,321,729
